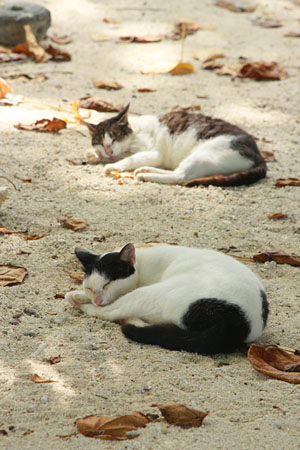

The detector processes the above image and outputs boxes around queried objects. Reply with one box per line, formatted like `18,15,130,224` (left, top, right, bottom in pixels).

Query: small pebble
23,331,37,337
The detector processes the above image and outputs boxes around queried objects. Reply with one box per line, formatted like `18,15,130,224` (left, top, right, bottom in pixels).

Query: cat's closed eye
103,281,110,289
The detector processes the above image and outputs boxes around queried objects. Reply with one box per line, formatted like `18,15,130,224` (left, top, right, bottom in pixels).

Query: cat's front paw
85,149,101,164
104,164,122,175
65,291,90,308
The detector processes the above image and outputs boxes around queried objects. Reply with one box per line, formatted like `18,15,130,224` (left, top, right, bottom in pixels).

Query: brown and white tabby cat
84,104,267,186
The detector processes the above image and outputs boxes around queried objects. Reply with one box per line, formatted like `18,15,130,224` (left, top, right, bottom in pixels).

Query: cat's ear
114,104,130,126
119,243,136,266
83,121,97,135
75,247,97,269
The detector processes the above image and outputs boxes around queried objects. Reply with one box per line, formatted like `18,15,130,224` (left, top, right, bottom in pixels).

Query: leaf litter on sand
248,344,300,384
215,1,255,13
0,78,11,98
14,118,67,133
31,374,57,384
0,265,28,286
204,60,288,81
275,178,300,187
92,80,124,90
253,250,300,267
79,96,123,112
60,217,87,231
153,404,209,428
12,24,48,63
267,213,288,220
69,272,85,283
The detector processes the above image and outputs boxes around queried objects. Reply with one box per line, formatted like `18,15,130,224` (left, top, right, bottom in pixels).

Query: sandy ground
1,0,300,448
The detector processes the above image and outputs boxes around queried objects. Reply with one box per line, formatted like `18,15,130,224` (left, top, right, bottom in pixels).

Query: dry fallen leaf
276,178,300,187
248,344,300,384
0,227,26,235
118,35,162,43
31,374,57,383
103,17,122,24
168,62,194,75
268,213,289,220
137,87,157,92
216,1,255,12
92,80,124,90
211,61,288,81
284,31,300,38
48,33,72,45
252,19,282,28
76,412,151,440
153,404,209,428
260,150,276,162
253,250,300,266
13,24,48,63
169,19,215,40
0,265,28,287
191,48,225,62
0,77,11,98
46,355,62,365
70,272,85,283
60,217,87,232
14,118,66,133
79,96,123,112
23,234,46,241
5,73,48,83
45,45,71,62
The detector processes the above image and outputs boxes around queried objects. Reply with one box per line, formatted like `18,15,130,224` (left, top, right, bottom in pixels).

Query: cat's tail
183,160,267,187
121,323,244,355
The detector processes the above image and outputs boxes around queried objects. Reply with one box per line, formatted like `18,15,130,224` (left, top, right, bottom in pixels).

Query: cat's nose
94,296,103,306
103,145,114,160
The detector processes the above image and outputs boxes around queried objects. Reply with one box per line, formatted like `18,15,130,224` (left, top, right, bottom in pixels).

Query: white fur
66,244,266,343
99,115,253,184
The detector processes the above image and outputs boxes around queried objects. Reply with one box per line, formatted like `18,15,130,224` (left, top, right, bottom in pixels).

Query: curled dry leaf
253,250,300,267
0,226,26,235
103,17,122,24
169,19,214,40
252,20,282,28
79,96,123,112
153,404,209,428
92,80,124,90
276,178,300,187
60,217,87,232
191,48,225,62
215,1,255,12
13,24,48,63
260,150,276,162
45,45,71,62
268,213,289,220
284,31,300,38
0,77,11,98
70,271,85,283
46,355,62,365
6,73,48,83
14,118,66,133
248,344,300,384
48,33,72,45
31,374,57,384
168,62,194,75
23,234,46,241
0,265,28,287
137,87,156,92
214,61,288,81
118,35,162,43
76,412,151,440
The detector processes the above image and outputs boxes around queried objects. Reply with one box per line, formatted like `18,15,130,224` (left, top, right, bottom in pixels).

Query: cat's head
75,243,136,306
84,104,133,161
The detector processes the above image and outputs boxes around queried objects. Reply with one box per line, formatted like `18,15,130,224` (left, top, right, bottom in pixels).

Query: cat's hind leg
135,169,185,185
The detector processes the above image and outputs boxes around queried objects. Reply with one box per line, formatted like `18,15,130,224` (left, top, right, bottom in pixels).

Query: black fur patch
230,133,264,165
95,252,135,281
260,290,269,326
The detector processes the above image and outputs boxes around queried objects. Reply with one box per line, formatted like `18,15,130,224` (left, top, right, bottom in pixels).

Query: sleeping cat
84,104,267,186
65,243,269,354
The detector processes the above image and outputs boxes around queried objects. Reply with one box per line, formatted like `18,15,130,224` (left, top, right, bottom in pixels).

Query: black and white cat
65,243,269,354
85,104,267,186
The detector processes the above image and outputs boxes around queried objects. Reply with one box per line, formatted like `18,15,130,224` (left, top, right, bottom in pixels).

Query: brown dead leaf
0,77,11,98
23,234,46,241
260,150,276,162
48,33,72,45
137,87,157,92
45,45,71,62
216,1,255,12
268,213,289,220
153,404,209,428
191,48,225,62
0,265,28,287
92,80,124,90
76,412,150,440
169,19,215,39
46,355,62,365
70,272,85,283
276,178,300,187
79,96,123,112
31,373,57,383
284,31,300,38
6,73,48,83
103,17,122,24
12,24,48,63
168,62,194,75
118,35,162,43
60,217,87,232
214,61,288,80
253,250,300,266
14,118,66,133
248,344,300,384
252,19,282,28
0,227,26,235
